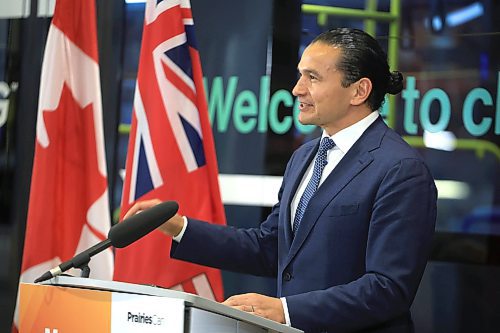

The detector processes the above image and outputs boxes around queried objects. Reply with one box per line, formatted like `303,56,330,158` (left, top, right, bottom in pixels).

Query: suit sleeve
286,158,437,332
170,212,279,277
170,180,288,278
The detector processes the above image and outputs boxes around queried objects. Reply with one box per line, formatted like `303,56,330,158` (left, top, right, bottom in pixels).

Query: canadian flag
13,0,113,330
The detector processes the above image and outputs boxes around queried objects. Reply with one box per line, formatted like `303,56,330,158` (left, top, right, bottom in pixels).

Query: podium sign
19,283,184,333
112,292,184,332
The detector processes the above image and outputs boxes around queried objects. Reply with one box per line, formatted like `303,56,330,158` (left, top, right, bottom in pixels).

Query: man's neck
323,106,374,136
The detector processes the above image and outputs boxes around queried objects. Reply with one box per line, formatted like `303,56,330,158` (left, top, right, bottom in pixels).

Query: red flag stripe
113,0,226,301
14,0,113,330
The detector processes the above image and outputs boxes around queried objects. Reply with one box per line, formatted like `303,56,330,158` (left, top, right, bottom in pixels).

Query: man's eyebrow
298,68,323,79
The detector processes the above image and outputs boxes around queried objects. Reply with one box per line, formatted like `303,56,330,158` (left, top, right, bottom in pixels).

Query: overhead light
423,130,457,151
431,16,444,32
447,2,484,27
426,2,484,32
435,180,470,200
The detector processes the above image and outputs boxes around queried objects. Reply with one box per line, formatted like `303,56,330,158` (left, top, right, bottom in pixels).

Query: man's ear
351,78,372,106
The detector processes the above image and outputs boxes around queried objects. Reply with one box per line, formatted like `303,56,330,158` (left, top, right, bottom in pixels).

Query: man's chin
298,114,316,127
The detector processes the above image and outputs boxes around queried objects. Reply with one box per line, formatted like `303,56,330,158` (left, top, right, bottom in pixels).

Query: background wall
0,0,499,332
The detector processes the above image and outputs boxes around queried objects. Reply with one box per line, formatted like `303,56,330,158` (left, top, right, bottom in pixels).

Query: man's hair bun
387,71,403,95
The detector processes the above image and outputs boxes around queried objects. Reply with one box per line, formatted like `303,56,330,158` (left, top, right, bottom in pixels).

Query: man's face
292,42,358,134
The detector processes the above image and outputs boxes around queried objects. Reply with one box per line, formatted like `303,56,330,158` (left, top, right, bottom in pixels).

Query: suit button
283,272,292,281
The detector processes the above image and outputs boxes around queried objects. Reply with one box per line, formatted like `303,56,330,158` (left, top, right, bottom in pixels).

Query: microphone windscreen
109,201,179,248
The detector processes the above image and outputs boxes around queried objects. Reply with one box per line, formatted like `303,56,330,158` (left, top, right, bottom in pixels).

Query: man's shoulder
353,117,423,163
379,127,423,160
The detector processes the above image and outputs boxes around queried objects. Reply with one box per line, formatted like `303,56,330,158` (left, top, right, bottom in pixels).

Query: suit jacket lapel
282,139,319,250
284,117,387,267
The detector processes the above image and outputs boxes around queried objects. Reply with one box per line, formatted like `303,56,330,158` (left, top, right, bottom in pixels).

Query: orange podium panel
19,283,112,332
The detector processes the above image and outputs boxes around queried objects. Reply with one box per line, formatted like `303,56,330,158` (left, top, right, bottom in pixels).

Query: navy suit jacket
171,117,437,333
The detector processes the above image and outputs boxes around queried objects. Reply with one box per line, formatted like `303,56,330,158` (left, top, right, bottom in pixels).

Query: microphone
109,200,179,248
34,201,179,283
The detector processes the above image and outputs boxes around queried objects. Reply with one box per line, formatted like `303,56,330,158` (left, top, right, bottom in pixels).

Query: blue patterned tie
293,137,335,236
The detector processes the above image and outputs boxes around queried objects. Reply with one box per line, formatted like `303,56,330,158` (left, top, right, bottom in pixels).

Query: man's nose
292,79,304,97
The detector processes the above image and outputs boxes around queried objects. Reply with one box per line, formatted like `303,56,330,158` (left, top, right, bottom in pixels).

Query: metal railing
302,0,401,128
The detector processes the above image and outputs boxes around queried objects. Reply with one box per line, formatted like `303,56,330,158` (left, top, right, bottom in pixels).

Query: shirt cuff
172,216,188,242
280,297,291,326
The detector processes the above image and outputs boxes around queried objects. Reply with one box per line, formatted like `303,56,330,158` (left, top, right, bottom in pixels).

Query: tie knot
319,137,335,154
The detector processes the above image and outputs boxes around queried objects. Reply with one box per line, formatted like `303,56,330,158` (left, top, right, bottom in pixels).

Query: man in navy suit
126,28,437,332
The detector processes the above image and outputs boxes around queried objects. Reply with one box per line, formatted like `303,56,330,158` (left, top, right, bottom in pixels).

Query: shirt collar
321,112,379,154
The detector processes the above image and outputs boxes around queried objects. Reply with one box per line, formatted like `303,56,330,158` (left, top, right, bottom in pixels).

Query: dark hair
312,28,403,111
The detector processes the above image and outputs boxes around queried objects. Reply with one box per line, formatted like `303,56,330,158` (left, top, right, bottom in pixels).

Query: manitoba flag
113,0,226,301
14,0,113,330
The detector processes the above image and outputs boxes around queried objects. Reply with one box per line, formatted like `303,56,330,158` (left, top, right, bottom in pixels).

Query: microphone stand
71,251,91,278
71,239,111,278
34,239,112,283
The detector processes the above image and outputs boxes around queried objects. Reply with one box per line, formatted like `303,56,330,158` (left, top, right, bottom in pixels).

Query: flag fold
113,0,226,302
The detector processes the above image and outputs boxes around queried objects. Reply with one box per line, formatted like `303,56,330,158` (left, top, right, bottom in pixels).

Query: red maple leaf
24,83,107,267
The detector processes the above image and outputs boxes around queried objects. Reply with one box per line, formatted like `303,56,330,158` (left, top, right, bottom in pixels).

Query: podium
19,276,303,333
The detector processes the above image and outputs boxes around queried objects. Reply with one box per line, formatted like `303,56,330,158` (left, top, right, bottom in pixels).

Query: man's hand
123,199,185,237
223,293,285,324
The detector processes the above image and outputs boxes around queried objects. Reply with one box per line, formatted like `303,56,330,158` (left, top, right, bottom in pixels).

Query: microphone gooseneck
34,201,179,283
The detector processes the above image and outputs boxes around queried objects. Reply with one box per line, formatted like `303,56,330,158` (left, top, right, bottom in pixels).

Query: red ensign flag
113,0,226,301
14,0,113,330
